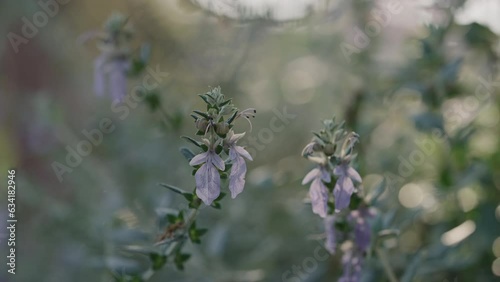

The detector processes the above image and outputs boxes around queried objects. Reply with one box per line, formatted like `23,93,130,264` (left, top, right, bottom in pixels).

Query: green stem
140,208,199,281
375,248,398,282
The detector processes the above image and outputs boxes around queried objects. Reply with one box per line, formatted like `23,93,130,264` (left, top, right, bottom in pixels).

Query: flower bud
323,143,336,156
196,119,209,132
215,122,230,136
312,142,323,152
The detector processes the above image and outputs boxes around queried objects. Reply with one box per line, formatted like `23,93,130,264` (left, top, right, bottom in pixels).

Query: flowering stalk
81,13,137,102
302,117,362,217
301,117,394,281
139,208,200,281
84,13,183,130
186,86,255,205
112,87,256,281
82,13,153,102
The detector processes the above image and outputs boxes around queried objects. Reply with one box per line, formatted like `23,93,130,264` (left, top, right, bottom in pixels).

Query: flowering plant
184,86,256,204
111,87,256,281
301,118,393,281
302,117,362,217
82,13,151,102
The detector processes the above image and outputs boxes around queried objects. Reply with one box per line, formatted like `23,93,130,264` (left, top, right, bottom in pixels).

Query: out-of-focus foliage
0,0,499,282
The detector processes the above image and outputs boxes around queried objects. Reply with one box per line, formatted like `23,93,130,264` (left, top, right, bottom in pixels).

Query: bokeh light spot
399,183,424,208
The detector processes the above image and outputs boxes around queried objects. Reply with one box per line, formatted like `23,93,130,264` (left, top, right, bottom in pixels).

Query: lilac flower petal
310,178,329,218
109,60,129,102
333,165,344,177
229,153,247,199
210,153,225,171
94,54,108,97
189,152,209,166
354,218,371,252
302,168,319,185
339,249,363,282
324,215,336,254
347,167,362,183
333,176,354,212
195,163,221,205
229,132,245,143
341,175,355,194
234,146,253,161
350,207,372,252
320,167,331,183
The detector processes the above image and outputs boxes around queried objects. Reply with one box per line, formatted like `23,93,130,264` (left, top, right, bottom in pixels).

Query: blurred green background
0,0,499,281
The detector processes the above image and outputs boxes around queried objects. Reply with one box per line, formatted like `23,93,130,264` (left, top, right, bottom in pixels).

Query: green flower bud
196,119,209,132
323,143,336,156
215,122,230,136
312,142,323,152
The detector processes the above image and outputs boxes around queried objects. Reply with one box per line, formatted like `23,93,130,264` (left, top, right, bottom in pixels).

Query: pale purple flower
349,207,373,252
189,149,225,205
94,53,130,102
354,219,371,252
324,215,337,254
302,166,331,218
94,53,107,97
225,131,253,199
339,249,363,282
338,208,373,282
109,57,130,101
333,163,362,212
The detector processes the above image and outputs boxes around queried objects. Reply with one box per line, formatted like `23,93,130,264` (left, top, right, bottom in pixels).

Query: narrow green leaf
215,192,226,201
198,94,212,105
180,147,195,161
193,110,211,119
211,202,222,209
174,252,191,270
197,228,208,236
158,183,188,195
183,193,194,202
227,110,238,124
219,98,232,107
181,136,202,148
377,229,400,243
149,253,167,271
166,214,177,224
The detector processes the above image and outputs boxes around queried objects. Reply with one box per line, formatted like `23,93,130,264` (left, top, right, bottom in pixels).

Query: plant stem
376,248,398,282
140,208,199,281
